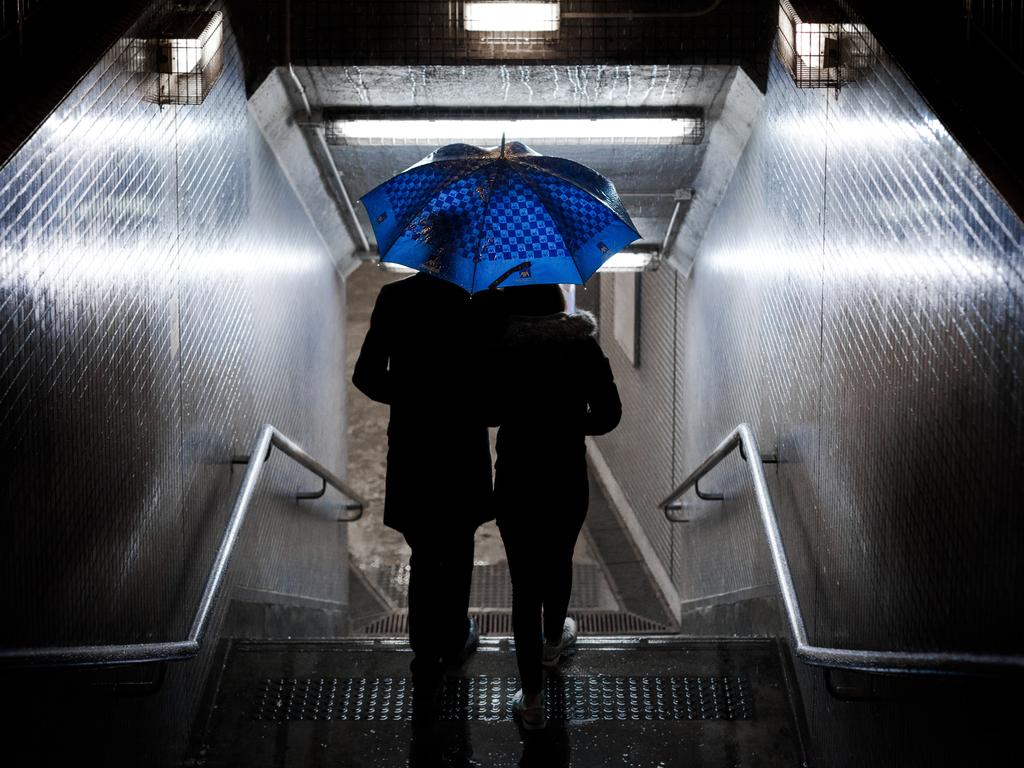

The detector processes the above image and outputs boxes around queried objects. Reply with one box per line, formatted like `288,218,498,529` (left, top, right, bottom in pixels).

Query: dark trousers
402,525,476,689
498,500,587,696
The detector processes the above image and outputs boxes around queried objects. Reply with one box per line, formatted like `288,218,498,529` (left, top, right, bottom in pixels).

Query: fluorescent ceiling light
464,2,560,32
597,250,659,273
374,250,658,275
331,118,703,146
376,262,418,274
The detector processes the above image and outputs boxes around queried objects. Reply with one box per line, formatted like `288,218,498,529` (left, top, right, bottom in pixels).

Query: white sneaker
542,617,578,668
511,689,546,730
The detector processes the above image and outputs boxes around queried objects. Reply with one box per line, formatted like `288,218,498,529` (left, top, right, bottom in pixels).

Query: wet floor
196,638,804,767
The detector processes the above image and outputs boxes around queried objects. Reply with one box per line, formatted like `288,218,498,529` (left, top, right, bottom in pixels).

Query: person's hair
502,284,566,316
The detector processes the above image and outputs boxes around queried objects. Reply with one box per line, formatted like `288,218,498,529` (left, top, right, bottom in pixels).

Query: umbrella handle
489,261,532,290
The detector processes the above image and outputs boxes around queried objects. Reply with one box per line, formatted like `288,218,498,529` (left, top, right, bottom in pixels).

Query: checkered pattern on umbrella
359,140,640,292
479,168,570,265
520,169,622,255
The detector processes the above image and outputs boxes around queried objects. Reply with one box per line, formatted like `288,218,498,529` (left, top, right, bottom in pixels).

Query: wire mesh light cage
461,1,561,59
776,0,876,88
147,8,225,105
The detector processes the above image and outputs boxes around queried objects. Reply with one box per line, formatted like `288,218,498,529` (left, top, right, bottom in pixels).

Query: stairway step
360,561,620,610
194,638,806,767
353,609,675,636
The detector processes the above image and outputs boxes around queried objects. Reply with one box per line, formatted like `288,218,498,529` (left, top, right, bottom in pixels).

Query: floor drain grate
361,563,619,610
252,675,753,722
354,609,674,636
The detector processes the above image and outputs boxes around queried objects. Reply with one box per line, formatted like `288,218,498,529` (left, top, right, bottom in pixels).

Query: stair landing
195,637,806,767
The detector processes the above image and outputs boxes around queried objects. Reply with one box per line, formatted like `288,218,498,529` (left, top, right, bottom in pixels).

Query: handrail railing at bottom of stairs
660,423,1023,675
0,424,365,668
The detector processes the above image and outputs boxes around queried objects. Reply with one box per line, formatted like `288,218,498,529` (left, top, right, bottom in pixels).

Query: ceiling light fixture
326,110,704,147
463,2,561,32
371,248,659,275
596,248,660,273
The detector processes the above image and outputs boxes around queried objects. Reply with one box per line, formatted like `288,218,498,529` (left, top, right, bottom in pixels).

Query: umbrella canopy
359,140,640,293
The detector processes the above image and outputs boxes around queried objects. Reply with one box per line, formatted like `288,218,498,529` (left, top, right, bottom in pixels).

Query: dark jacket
353,273,496,533
490,310,621,512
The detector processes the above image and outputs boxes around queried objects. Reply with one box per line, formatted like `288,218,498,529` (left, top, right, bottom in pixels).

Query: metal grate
362,562,619,611
355,609,674,637
222,0,777,97
281,0,769,67
252,674,753,722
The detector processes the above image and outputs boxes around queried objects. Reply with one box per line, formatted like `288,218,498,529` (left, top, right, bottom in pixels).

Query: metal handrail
661,423,1024,675
0,424,365,668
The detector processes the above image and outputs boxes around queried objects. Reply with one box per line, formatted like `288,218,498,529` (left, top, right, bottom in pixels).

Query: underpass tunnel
1,2,1022,767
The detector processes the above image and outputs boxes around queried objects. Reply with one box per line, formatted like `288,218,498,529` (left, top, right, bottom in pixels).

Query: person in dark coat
489,284,622,730
353,272,495,713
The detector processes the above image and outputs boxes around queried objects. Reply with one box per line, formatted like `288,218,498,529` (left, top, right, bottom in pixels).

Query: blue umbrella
359,139,640,293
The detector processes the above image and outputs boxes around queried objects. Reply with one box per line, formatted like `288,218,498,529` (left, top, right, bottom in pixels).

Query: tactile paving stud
252,675,753,722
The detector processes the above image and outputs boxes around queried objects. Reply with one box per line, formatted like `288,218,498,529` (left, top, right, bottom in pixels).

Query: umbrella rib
381,158,495,250
507,161,585,284
470,164,502,293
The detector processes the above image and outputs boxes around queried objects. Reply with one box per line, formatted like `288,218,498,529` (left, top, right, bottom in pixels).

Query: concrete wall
592,29,1023,768
0,2,350,763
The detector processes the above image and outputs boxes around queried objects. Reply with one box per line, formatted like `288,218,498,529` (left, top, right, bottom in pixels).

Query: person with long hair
489,284,622,730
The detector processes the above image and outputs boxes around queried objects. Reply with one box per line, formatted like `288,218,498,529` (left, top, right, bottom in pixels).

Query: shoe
511,689,546,730
443,617,480,669
542,617,578,668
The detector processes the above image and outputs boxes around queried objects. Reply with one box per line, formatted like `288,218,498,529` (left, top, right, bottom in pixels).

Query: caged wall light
462,1,561,58
147,9,225,105
776,0,875,88
463,2,561,32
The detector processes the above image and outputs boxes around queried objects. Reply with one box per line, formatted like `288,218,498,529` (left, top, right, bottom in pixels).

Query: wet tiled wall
0,2,348,763
596,31,1023,768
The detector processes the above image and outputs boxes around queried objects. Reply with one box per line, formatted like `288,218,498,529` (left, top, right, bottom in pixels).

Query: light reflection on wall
0,6,347,764
15,244,320,294
709,245,1005,287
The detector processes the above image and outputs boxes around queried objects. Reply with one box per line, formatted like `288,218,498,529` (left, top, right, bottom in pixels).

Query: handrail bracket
694,478,724,502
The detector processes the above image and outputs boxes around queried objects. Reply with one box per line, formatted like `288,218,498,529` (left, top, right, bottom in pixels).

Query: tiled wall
596,28,1023,768
0,2,349,763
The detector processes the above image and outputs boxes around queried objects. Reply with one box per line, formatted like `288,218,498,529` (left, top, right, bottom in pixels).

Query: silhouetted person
353,272,495,716
488,284,622,729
